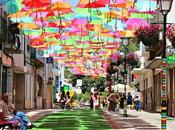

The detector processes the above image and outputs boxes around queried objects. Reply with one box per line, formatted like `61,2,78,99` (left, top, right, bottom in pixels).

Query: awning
131,68,152,76
145,57,162,69
131,68,143,75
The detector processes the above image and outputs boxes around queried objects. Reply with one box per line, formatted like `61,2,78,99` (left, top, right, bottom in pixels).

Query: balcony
3,32,21,54
30,48,44,67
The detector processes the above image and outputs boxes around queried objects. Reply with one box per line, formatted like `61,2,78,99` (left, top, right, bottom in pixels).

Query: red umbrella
22,0,51,8
29,38,45,46
84,0,110,8
86,23,95,31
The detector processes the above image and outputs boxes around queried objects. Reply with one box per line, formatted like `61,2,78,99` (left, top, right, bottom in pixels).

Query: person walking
127,92,133,110
90,93,93,110
134,96,141,111
108,91,116,111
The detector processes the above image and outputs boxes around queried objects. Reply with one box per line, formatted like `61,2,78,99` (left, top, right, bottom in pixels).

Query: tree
64,67,106,93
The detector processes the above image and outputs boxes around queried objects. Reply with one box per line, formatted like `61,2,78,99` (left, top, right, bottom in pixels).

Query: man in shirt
0,93,32,130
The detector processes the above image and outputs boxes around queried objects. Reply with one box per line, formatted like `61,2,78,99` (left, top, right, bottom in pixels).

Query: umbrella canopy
2,0,159,77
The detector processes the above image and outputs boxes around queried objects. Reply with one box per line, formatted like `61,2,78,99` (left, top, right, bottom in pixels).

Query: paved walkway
20,109,175,130
104,109,175,130
25,109,59,122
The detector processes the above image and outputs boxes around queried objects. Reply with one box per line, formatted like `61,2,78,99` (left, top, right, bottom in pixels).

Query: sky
167,1,175,23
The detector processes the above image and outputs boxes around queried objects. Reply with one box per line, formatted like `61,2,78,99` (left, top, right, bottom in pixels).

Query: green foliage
119,38,139,52
64,67,106,93
79,92,90,101
64,67,78,87
101,91,109,98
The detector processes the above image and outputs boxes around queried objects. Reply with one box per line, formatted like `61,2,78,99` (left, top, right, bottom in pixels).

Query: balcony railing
3,32,21,54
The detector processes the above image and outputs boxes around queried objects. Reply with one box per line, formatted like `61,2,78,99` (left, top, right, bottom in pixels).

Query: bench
0,120,18,130
0,112,19,130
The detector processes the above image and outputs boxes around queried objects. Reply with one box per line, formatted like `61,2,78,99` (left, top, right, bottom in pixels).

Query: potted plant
166,23,175,47
106,64,117,74
126,52,139,66
109,53,122,66
135,24,162,47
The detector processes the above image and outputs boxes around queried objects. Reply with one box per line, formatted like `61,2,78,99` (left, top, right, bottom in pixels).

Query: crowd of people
89,90,142,111
107,91,142,111
56,89,142,112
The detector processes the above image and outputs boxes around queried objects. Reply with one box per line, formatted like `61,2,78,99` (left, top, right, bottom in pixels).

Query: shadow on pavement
103,111,160,129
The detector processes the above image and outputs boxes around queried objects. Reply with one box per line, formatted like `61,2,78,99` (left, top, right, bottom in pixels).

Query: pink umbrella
72,19,87,26
125,18,149,30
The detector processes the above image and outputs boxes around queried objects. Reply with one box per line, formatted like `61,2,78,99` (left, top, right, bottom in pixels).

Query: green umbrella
5,1,19,13
130,13,154,19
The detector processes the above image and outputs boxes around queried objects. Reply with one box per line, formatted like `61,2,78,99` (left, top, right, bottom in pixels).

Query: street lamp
160,0,173,58
121,37,129,117
159,0,173,129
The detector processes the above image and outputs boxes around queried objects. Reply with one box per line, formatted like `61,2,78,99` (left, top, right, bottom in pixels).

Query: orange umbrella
110,0,133,8
18,23,40,29
8,11,27,18
51,2,72,11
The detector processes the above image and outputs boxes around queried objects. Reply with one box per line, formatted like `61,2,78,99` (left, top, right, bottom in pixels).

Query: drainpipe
34,66,37,109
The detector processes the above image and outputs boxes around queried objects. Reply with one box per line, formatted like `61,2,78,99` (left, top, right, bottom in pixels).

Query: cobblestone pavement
103,109,175,130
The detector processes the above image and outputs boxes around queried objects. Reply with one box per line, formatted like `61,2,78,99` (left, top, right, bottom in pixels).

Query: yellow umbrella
119,30,134,37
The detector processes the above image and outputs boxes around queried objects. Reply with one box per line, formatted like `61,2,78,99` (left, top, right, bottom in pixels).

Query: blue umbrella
10,16,33,23
136,0,157,12
64,0,79,7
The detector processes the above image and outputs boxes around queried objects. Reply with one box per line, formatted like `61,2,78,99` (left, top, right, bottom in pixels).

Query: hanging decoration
3,0,159,77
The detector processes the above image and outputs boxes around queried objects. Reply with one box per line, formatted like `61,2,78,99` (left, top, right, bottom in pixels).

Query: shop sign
167,53,175,64
76,79,82,86
46,57,53,63
2,53,12,66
